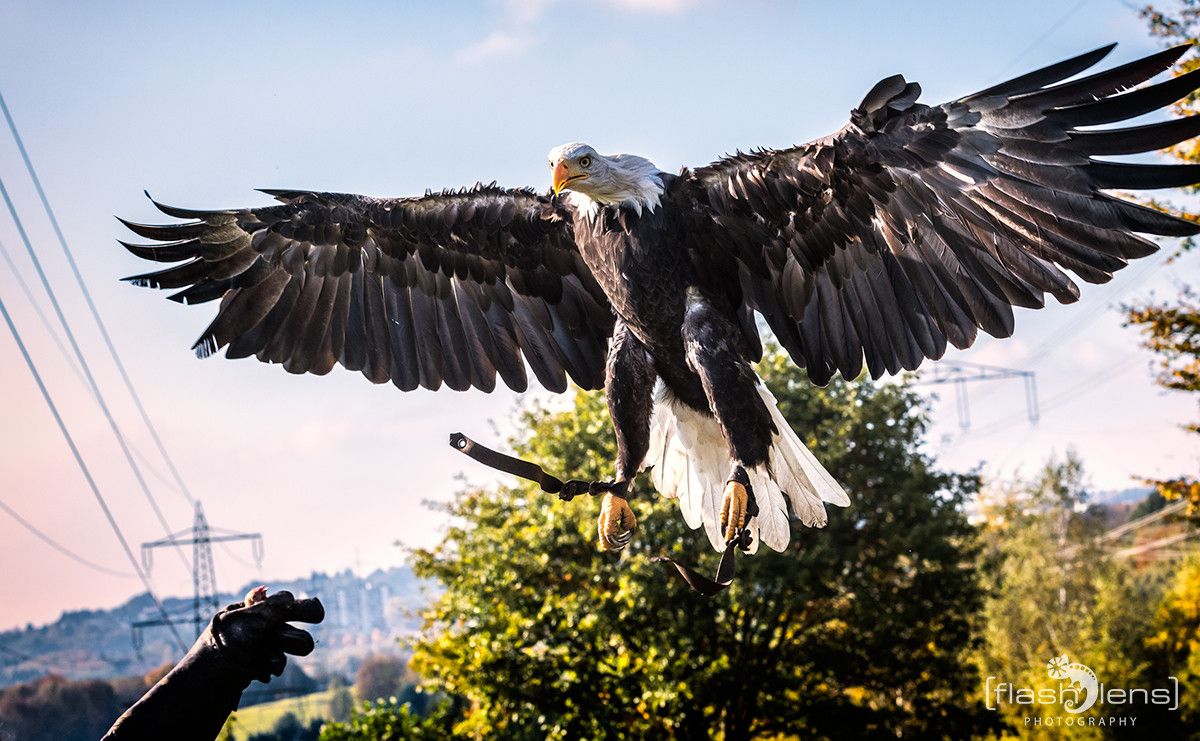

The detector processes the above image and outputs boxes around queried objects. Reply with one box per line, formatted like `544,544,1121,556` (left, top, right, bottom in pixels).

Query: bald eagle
122,44,1200,554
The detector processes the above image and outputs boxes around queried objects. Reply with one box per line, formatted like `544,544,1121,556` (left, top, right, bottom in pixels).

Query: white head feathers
547,142,665,219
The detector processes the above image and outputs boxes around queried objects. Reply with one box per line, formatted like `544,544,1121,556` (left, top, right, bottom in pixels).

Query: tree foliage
1129,2,1200,518
353,655,406,703
320,698,457,741
328,678,355,723
0,673,121,741
1126,288,1200,516
1146,554,1200,724
974,454,1168,737
246,711,322,741
397,350,991,740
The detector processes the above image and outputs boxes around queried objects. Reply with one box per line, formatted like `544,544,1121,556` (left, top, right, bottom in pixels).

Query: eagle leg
721,464,759,550
594,319,654,551
682,292,770,551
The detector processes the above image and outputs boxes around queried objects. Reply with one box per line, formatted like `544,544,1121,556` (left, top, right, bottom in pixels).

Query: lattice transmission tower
132,501,263,647
909,360,1039,429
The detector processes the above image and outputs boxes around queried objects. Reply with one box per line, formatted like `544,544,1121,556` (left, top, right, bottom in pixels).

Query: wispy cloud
605,0,700,13
455,30,536,64
455,0,701,63
499,0,558,25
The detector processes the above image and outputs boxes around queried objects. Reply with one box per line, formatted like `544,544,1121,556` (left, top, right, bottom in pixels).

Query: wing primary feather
1051,67,1200,127
383,281,421,391
361,272,394,384
965,44,1116,100
408,281,445,391
512,294,568,393
273,270,323,371
432,274,472,392
1009,44,1192,108
1070,116,1200,156
1086,161,1200,190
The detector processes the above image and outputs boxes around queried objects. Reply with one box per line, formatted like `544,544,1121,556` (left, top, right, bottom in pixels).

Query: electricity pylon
132,501,263,647
909,360,1039,429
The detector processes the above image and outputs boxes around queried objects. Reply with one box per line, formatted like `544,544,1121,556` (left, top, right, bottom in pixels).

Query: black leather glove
211,586,325,683
103,587,325,741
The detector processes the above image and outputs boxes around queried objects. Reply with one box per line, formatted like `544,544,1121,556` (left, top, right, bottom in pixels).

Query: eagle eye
579,155,592,168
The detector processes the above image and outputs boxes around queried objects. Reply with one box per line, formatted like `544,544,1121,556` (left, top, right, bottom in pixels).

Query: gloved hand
211,586,325,684
103,587,325,741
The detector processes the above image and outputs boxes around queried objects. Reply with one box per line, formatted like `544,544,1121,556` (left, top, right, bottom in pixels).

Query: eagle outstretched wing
120,185,612,393
694,43,1200,385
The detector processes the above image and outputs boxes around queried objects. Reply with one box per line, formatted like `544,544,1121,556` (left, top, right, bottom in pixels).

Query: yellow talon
597,492,636,551
721,480,749,543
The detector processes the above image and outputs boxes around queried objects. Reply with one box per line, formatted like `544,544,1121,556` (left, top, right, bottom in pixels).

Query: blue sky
0,0,1195,630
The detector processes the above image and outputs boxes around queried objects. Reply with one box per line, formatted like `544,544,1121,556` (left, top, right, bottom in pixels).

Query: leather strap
449,431,745,595
650,531,745,595
450,432,564,495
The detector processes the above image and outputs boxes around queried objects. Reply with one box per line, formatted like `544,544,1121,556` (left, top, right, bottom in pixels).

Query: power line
1,237,190,500
0,286,186,652
0,90,197,506
1021,251,1169,369
926,244,1177,439
0,496,135,579
923,0,1151,431
1101,499,1188,542
129,442,190,498
0,174,190,572
996,0,1093,78
939,250,1170,417
0,234,85,387
952,355,1142,443
217,538,264,570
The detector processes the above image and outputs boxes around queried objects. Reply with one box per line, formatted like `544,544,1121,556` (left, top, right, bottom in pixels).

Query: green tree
974,454,1169,737
320,698,457,741
1129,2,1200,517
328,677,355,723
406,349,991,739
1126,289,1200,517
0,674,121,741
1146,554,1200,725
354,654,406,703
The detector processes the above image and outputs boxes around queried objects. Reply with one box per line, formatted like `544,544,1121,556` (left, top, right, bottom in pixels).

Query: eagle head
549,142,604,196
548,142,665,214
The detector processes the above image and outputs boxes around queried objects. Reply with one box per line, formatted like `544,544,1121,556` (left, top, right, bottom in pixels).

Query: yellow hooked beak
552,160,586,195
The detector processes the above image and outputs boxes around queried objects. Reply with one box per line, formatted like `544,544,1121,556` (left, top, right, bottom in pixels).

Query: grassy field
223,688,336,739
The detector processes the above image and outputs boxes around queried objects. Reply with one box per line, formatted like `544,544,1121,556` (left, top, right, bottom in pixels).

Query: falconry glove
103,587,324,741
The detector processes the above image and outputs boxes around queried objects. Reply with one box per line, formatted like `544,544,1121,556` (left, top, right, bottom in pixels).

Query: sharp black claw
737,529,753,551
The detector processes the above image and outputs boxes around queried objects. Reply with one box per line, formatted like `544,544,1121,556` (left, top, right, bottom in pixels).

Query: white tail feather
643,380,850,552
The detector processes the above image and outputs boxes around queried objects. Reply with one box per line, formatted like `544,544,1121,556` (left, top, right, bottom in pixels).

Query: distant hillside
1092,487,1154,506
0,566,429,690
